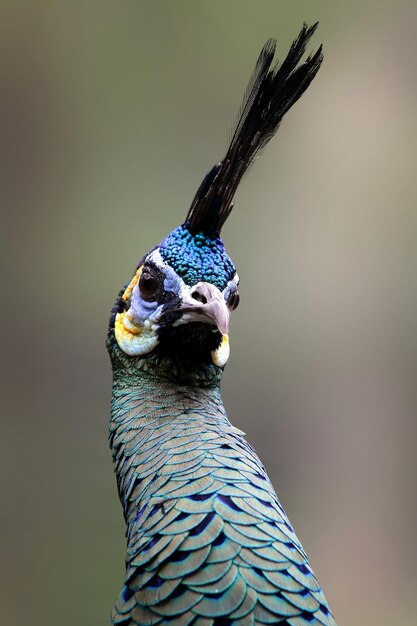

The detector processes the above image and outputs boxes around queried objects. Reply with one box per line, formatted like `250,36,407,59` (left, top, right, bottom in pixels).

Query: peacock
107,23,336,626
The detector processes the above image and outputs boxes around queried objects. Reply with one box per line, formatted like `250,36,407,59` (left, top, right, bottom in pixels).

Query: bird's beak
179,282,230,334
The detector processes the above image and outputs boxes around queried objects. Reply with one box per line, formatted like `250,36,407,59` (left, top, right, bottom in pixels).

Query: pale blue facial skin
129,292,158,324
162,265,184,295
129,250,185,325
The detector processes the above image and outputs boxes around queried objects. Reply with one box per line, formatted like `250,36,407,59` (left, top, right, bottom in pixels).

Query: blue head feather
159,224,235,291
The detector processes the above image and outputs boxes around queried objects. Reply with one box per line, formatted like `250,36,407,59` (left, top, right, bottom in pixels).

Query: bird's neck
108,339,224,389
109,348,228,522
110,369,225,421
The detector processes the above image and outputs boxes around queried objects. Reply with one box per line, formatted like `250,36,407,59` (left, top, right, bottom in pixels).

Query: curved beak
179,282,230,334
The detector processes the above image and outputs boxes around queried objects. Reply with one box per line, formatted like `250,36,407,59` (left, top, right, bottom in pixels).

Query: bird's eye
227,290,240,311
139,269,160,301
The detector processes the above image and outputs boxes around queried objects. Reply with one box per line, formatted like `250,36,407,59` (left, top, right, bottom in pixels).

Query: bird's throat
108,334,224,389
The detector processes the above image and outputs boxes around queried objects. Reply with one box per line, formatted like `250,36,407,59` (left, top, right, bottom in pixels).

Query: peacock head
109,164,240,369
108,25,322,373
110,230,239,367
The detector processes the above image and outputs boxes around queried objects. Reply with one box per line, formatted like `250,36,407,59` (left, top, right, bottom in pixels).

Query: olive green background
2,2,416,625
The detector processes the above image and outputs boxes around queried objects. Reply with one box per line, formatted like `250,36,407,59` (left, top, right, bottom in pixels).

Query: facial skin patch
122,268,141,302
211,334,230,367
114,309,160,356
114,266,160,356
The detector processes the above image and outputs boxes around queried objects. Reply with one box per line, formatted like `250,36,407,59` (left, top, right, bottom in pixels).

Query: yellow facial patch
211,334,230,367
114,310,159,356
122,267,141,303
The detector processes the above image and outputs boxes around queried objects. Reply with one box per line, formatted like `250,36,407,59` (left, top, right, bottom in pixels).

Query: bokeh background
1,1,416,624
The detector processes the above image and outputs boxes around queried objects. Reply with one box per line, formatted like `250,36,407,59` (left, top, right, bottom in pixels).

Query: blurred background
1,1,416,624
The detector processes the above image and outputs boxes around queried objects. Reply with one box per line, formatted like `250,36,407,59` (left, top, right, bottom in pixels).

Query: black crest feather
185,23,323,237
